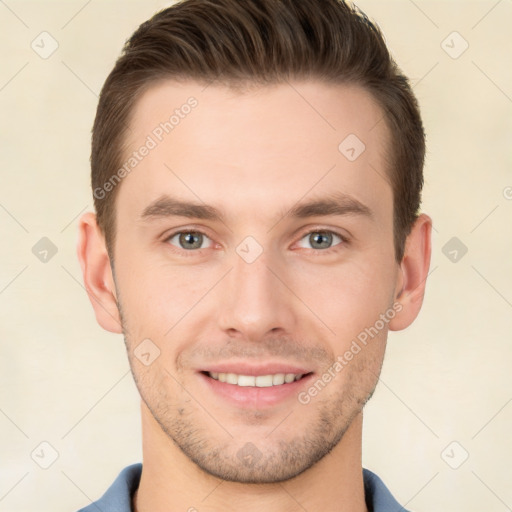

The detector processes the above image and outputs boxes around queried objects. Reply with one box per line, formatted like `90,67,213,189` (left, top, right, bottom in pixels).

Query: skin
78,80,431,512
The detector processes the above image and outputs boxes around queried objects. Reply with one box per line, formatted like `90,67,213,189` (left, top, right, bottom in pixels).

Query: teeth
237,375,255,386
272,373,285,385
255,375,273,387
209,372,305,387
226,373,238,385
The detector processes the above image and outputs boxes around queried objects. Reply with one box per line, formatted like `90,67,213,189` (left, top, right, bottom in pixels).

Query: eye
166,230,213,251
296,230,345,251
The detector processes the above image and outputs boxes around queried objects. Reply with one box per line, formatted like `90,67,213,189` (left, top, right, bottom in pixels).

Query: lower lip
198,372,314,408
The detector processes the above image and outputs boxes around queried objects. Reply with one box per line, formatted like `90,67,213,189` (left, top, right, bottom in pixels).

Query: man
76,0,431,510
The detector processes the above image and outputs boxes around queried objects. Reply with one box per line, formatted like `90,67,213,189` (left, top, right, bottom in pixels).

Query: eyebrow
139,192,373,224
287,193,372,220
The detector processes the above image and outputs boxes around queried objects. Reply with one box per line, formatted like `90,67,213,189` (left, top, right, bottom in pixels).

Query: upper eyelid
163,225,214,241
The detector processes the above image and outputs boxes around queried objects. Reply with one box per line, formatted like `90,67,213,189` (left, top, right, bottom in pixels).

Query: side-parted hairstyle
91,0,425,262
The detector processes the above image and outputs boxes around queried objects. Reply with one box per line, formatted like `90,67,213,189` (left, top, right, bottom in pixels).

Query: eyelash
163,227,349,257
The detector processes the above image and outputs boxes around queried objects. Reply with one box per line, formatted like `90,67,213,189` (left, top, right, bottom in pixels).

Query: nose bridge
216,243,295,339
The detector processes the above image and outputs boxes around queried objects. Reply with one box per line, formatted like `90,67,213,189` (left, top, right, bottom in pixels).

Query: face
109,80,401,483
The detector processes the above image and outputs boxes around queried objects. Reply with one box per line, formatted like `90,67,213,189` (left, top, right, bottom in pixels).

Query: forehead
118,79,392,226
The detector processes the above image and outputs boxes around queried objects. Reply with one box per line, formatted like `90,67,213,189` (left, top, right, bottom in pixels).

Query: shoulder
363,468,411,512
75,463,142,512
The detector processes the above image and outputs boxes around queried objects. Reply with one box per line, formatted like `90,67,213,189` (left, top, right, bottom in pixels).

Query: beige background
1,1,511,511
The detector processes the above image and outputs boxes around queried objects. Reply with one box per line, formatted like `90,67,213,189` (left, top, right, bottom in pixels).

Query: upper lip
200,362,314,376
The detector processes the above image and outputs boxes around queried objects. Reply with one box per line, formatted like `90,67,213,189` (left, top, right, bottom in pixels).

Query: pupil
312,232,331,249
180,232,201,249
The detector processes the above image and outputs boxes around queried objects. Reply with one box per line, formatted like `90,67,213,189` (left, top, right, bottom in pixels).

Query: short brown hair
91,0,425,262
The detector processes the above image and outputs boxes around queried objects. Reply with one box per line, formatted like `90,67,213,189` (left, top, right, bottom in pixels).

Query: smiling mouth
202,371,313,388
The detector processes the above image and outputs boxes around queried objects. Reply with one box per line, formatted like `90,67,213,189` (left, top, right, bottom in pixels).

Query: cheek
115,253,216,339
289,257,397,341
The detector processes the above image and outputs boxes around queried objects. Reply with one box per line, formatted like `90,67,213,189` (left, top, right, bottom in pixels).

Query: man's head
91,0,425,263
79,0,431,485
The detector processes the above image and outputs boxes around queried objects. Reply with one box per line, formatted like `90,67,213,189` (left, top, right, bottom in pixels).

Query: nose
216,246,297,342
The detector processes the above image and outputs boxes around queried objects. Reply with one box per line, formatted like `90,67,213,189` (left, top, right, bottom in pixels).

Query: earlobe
76,212,123,334
389,213,432,331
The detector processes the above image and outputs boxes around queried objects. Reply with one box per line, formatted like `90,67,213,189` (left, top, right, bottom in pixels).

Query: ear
389,213,432,331
76,212,123,333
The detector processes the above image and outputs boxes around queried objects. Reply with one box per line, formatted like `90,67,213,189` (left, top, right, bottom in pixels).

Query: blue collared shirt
77,463,410,512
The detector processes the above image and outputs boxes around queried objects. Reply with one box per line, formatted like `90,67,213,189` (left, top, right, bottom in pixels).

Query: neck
133,403,368,512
